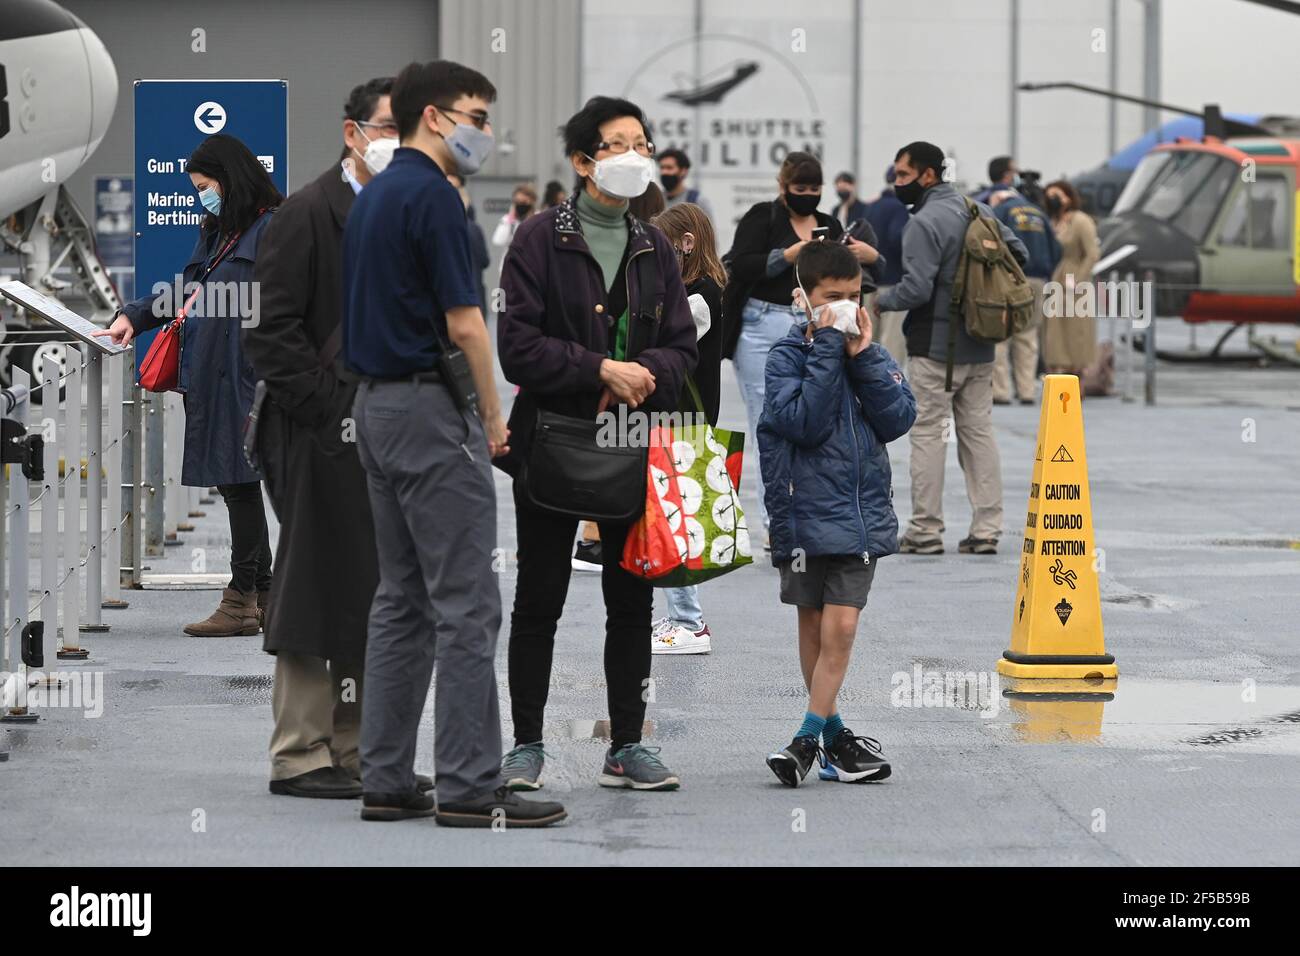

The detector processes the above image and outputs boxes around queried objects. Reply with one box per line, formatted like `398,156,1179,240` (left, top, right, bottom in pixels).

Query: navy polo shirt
341,147,479,377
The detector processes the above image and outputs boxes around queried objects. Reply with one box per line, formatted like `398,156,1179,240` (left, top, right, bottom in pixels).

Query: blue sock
823,713,845,743
797,711,826,741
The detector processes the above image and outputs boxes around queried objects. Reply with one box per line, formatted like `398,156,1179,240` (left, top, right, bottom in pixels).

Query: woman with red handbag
96,134,282,636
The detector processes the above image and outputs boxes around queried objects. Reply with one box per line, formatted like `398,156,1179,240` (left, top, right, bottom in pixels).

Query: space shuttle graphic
662,61,760,106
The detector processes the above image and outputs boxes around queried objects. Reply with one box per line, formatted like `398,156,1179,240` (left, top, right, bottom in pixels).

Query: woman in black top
647,201,726,655
723,151,883,542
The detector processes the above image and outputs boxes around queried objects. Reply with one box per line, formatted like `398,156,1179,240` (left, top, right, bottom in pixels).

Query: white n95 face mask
359,135,398,175
795,265,862,336
590,150,654,199
819,298,862,336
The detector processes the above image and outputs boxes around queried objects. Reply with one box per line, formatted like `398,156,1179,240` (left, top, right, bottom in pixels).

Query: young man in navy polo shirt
342,59,565,828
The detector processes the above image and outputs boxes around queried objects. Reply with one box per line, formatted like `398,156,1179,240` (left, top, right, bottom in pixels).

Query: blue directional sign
132,80,287,373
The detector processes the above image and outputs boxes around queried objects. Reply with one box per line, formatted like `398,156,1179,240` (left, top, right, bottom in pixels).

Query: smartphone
841,219,868,243
811,226,830,241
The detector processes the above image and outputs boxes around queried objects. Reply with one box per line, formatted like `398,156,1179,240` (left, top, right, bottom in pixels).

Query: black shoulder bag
521,252,658,523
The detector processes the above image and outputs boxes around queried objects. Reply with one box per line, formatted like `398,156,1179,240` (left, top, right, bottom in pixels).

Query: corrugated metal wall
439,0,583,189
439,0,583,279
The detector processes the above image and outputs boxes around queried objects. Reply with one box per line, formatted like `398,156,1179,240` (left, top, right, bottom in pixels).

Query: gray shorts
778,554,877,610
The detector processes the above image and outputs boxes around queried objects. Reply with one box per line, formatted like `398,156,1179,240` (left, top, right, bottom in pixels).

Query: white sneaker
651,622,712,655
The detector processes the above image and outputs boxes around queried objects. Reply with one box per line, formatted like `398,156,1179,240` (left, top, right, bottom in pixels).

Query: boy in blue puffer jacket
758,240,916,787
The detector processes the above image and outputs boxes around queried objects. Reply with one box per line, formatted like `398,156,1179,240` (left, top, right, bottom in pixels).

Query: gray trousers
353,380,503,803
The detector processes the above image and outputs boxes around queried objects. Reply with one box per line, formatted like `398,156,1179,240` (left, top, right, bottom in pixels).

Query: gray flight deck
2,320,1298,866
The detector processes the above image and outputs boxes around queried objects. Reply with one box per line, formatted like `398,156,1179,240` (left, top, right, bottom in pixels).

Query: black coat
122,214,274,487
245,165,378,661
686,275,723,426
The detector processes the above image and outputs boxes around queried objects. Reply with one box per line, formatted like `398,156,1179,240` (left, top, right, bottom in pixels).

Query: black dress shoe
361,790,437,822
269,766,363,799
350,771,434,793
436,785,567,829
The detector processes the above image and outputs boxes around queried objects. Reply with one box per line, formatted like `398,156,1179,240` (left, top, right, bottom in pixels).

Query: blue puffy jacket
758,326,917,564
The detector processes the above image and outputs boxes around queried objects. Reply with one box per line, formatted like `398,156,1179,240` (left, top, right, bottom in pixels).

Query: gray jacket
876,182,1028,365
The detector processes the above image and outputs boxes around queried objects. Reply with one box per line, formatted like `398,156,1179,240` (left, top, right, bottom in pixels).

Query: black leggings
507,482,653,750
217,482,272,594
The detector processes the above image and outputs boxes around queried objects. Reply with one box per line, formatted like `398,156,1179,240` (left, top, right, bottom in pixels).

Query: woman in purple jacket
496,97,698,793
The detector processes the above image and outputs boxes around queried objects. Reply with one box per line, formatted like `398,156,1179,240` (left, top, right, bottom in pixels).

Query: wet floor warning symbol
1049,558,1077,590
998,375,1118,680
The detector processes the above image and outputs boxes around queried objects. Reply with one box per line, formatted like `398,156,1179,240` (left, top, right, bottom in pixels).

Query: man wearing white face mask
246,78,420,801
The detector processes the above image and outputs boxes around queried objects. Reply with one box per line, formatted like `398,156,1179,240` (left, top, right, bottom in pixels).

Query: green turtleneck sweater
577,188,631,359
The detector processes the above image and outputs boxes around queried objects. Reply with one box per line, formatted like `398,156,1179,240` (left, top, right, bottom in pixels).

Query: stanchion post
120,358,142,588
103,353,126,608
163,391,182,543
41,359,58,641
1143,268,1156,406
1120,270,1135,403
144,390,163,557
60,360,86,659
1,368,37,723
81,348,107,631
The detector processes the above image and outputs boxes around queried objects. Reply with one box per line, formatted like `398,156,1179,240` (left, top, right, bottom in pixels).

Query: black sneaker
360,789,437,821
572,539,602,573
958,536,998,555
765,734,822,788
436,785,567,829
821,729,892,783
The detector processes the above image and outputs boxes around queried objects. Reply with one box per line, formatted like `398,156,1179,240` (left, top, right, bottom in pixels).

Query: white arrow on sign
194,101,227,134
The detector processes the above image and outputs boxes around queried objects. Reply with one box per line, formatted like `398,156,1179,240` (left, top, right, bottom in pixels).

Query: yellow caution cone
997,374,1118,679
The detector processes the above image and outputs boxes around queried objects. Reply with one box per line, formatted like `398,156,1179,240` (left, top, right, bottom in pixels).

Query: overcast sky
1164,0,1298,115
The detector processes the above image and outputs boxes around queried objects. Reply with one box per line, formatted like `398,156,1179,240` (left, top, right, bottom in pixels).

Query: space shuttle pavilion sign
585,1,854,249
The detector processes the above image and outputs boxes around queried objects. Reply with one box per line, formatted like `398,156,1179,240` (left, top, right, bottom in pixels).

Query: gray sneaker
598,743,680,791
501,742,547,791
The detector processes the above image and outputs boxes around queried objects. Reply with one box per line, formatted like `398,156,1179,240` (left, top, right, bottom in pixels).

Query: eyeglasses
436,105,491,130
355,119,399,138
592,139,656,158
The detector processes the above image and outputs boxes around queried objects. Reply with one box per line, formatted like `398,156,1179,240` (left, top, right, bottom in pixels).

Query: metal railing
1,342,149,727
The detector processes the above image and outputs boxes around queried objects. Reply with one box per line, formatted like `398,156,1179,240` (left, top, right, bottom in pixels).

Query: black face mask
660,173,681,193
836,188,853,203
513,202,532,219
893,178,925,206
784,190,821,216
1045,195,1063,217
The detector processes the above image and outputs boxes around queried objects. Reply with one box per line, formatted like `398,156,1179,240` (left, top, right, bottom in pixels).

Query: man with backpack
875,141,1028,556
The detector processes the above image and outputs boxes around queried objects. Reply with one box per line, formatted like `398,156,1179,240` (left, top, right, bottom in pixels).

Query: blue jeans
661,585,704,631
732,297,802,532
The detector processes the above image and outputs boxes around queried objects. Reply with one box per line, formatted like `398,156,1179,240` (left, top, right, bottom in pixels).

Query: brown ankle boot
256,590,271,632
184,588,260,637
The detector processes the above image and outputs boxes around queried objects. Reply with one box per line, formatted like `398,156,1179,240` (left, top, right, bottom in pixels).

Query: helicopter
1095,116,1299,362
1017,0,1300,363
0,0,121,397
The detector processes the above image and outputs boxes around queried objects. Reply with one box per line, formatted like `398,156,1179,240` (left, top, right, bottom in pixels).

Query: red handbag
137,230,241,393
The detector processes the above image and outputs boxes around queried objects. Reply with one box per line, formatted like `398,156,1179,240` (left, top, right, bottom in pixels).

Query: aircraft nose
80,24,118,159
